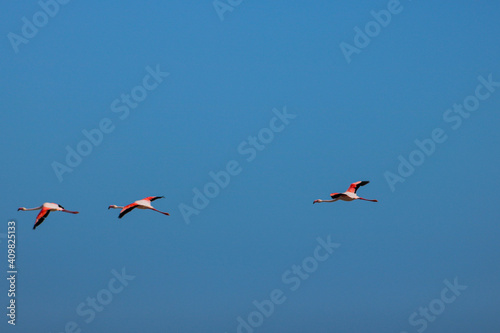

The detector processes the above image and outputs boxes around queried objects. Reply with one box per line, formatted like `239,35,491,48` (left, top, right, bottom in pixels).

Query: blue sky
2,1,500,332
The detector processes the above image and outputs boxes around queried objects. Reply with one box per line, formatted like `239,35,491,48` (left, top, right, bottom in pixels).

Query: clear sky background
1,1,500,332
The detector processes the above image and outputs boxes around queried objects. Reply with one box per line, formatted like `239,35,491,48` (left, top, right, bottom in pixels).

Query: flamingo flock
18,180,378,229
18,196,170,230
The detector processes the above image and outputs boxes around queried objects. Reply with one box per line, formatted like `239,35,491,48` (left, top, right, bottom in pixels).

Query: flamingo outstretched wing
346,181,369,193
119,204,138,219
330,193,345,199
34,208,50,230
145,196,164,202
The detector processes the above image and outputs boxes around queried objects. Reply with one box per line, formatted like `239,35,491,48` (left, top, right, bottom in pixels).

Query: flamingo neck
20,206,42,211
314,199,336,204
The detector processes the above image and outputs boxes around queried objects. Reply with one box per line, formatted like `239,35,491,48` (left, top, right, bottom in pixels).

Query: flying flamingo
313,181,378,204
18,203,79,230
108,196,170,219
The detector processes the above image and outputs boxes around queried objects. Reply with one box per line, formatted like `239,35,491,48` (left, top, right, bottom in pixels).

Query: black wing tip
34,212,49,229
356,181,370,188
119,206,135,218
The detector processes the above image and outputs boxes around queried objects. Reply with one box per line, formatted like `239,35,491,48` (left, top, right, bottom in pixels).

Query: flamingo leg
149,207,170,216
62,209,79,214
358,197,378,202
